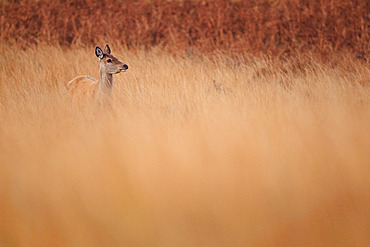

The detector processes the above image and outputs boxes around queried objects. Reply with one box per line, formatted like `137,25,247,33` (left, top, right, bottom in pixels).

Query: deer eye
107,59,112,63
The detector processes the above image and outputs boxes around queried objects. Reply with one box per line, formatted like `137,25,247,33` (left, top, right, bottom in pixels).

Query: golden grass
0,44,369,247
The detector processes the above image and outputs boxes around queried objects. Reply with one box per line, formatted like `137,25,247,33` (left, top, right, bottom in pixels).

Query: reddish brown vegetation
1,0,369,59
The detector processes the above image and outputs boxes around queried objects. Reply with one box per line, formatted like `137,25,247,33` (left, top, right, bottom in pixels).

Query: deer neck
99,69,113,95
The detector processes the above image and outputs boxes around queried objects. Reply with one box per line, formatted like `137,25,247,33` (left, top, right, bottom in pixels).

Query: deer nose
123,64,128,70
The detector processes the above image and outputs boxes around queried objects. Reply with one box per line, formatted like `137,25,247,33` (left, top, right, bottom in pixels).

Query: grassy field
2,0,368,59
0,44,369,246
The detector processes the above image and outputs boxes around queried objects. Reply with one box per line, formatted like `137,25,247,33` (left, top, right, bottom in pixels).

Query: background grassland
0,44,369,246
1,0,369,59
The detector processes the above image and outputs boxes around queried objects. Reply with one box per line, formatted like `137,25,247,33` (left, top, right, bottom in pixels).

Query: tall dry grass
1,0,368,59
0,44,370,246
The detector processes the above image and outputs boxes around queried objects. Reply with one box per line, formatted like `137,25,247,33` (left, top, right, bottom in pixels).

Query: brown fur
68,76,99,101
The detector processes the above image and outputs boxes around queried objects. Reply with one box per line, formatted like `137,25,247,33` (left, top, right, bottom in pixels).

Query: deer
67,44,128,104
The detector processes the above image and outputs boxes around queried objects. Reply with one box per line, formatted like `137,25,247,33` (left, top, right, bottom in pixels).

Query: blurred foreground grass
0,44,369,246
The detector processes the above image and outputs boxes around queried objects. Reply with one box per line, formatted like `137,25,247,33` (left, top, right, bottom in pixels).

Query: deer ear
95,46,104,59
104,44,111,54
